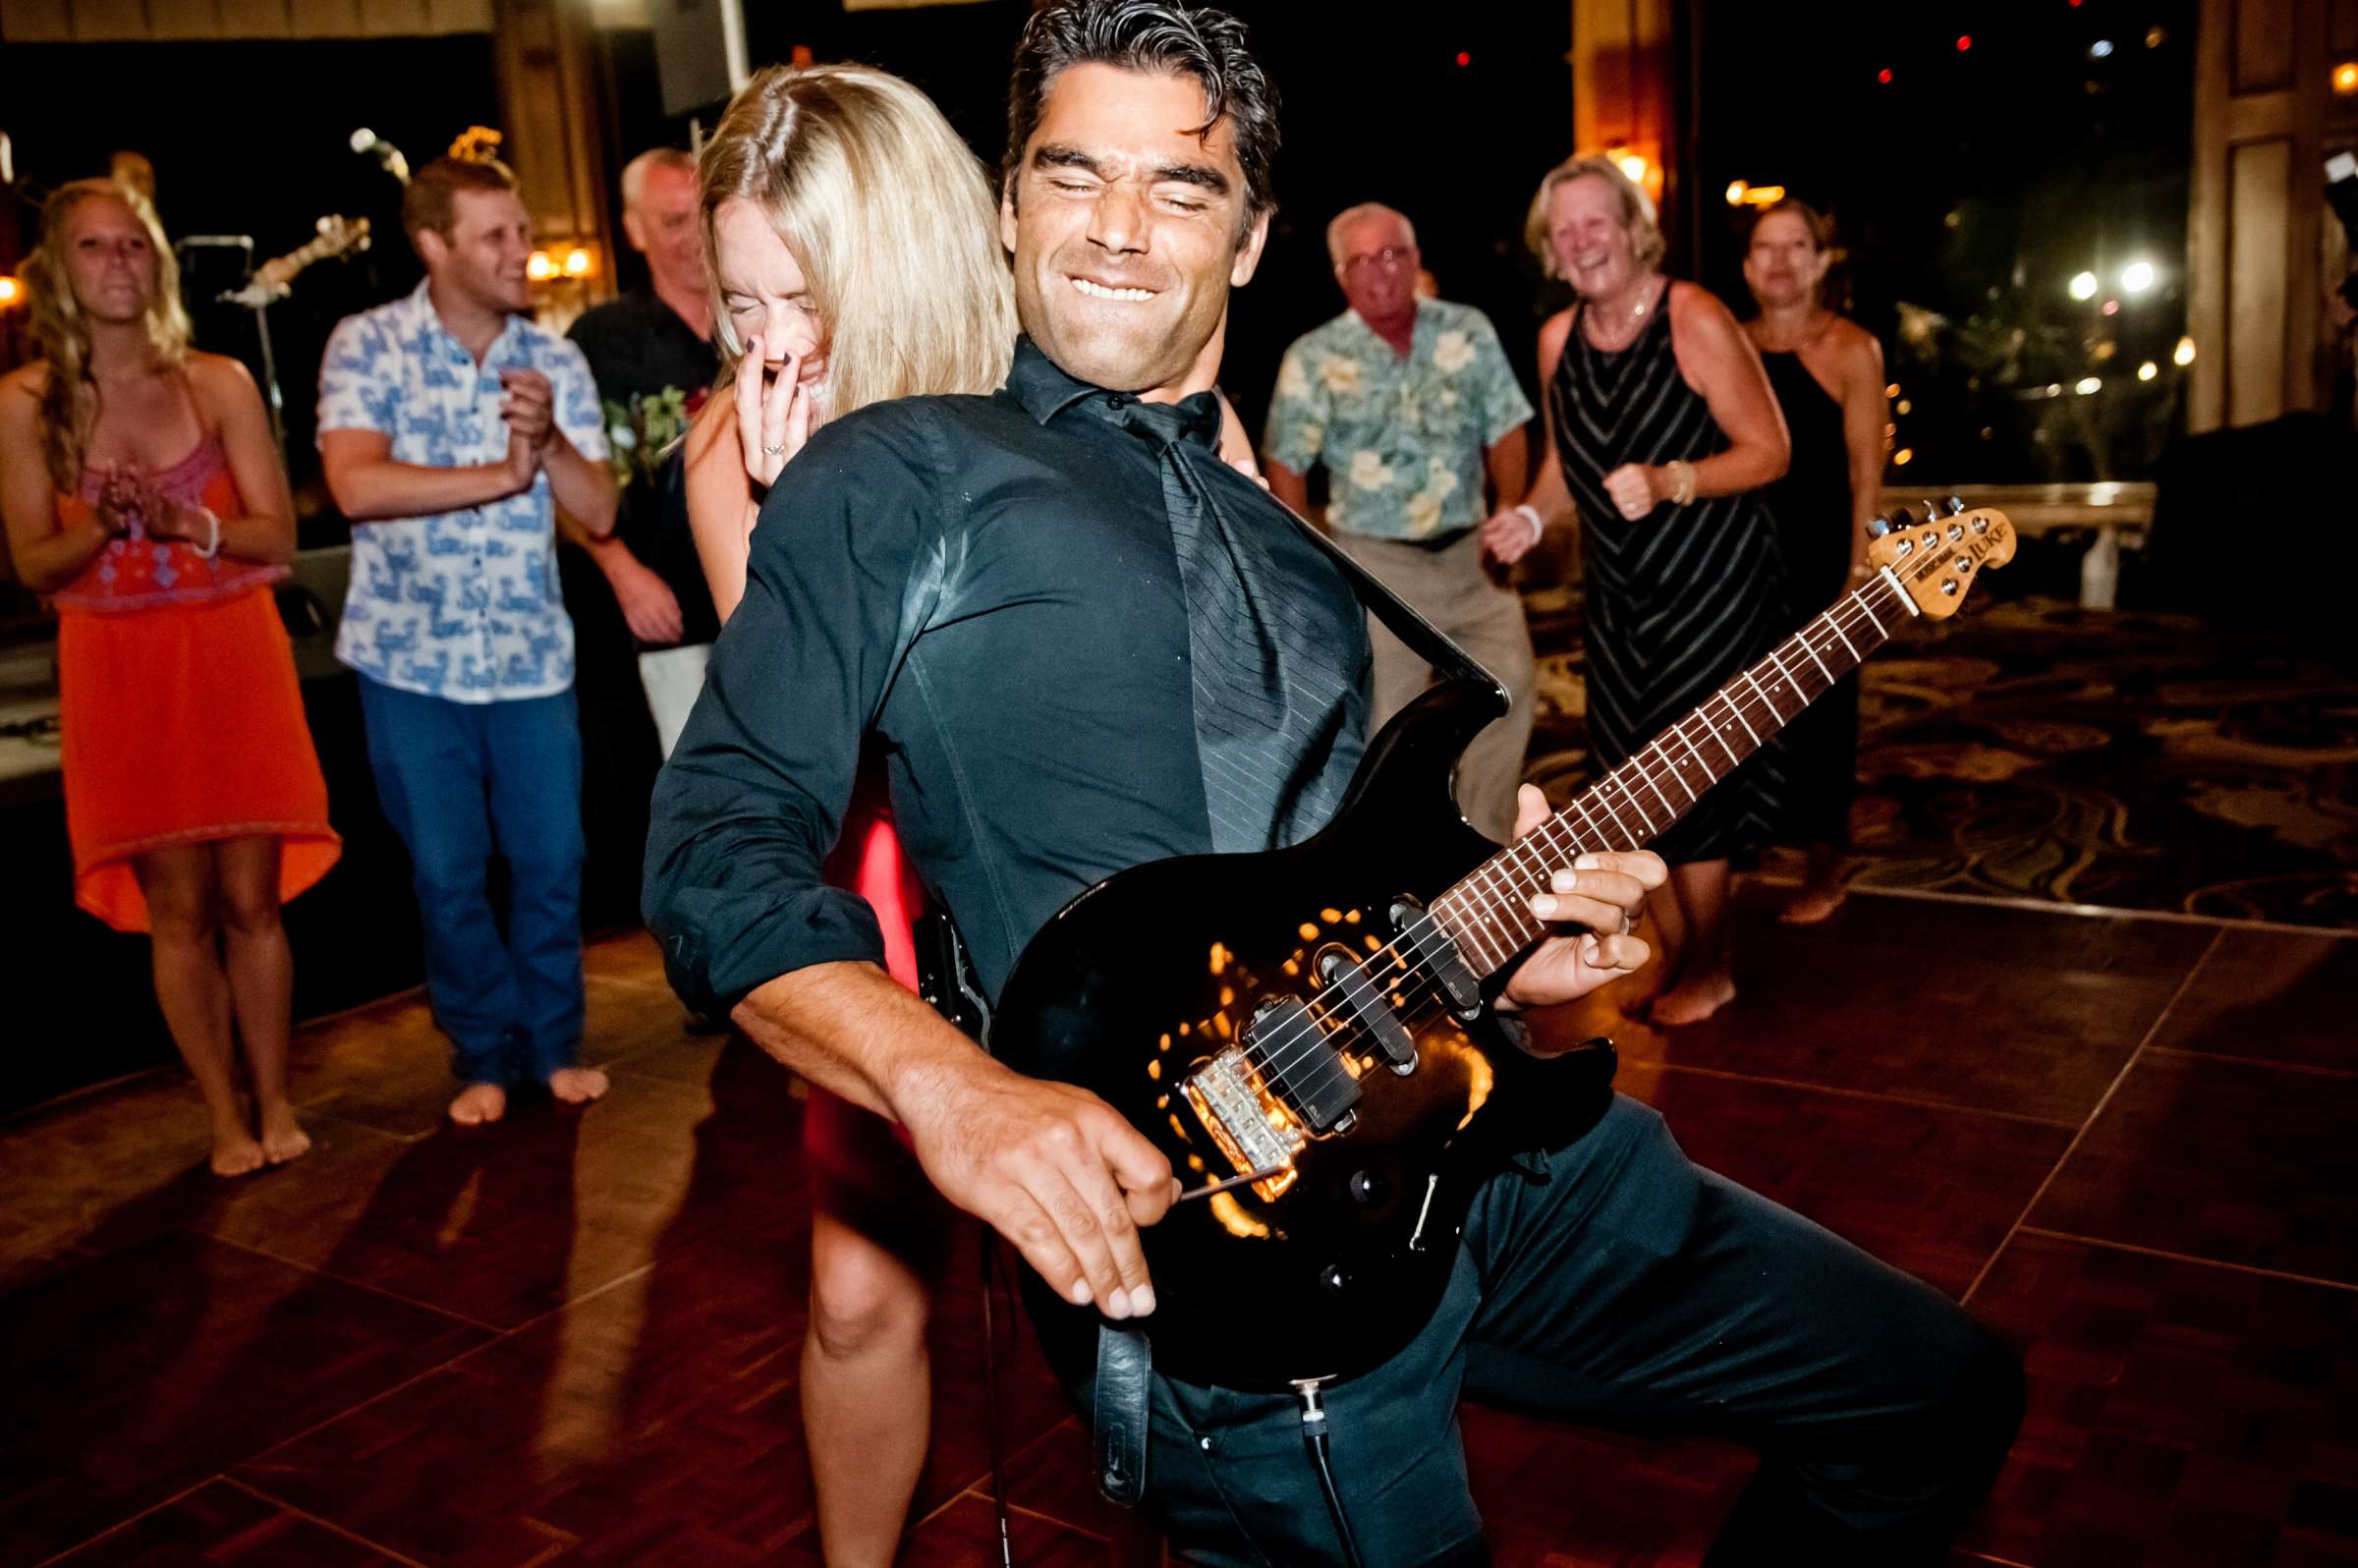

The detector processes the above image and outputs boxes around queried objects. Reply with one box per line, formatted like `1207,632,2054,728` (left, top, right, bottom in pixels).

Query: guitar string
1229,583,1912,1099
1235,586,1903,1094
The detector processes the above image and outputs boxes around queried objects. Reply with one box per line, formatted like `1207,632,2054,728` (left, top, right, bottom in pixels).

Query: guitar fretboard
1429,572,1916,978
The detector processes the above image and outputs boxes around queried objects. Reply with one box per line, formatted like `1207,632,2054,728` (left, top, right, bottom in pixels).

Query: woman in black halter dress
1493,155,1793,1026
1742,199,1889,924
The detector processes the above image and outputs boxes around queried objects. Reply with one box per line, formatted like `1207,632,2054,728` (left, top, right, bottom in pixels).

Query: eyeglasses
1341,245,1414,276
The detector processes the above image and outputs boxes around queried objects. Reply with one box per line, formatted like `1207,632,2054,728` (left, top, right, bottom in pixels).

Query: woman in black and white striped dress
1488,154,1791,1026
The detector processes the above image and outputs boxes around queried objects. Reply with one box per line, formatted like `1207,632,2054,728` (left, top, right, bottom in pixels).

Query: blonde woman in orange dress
0,179,340,1176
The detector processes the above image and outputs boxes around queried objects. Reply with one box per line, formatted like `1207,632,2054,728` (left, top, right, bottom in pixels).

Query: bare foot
449,1083,508,1125
1649,972,1737,1027
1779,884,1847,924
547,1066,609,1105
210,1129,267,1178
259,1105,312,1166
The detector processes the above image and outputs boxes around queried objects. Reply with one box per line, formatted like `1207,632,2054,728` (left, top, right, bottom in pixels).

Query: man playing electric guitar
646,3,2023,1561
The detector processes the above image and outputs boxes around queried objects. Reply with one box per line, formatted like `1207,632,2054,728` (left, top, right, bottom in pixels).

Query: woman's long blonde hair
699,63,1016,416
19,178,193,490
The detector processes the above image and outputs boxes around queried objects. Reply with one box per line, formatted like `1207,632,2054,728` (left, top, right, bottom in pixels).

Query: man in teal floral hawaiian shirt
1264,202,1538,840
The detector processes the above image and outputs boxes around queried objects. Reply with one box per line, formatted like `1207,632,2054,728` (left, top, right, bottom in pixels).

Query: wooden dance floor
2,888,2351,1566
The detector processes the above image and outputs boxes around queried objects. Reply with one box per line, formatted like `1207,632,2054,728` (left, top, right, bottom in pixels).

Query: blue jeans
358,677,587,1087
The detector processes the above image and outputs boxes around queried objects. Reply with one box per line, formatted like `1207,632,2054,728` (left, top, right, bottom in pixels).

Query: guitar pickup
1394,898,1484,1020
1317,947,1416,1075
1242,996,1361,1136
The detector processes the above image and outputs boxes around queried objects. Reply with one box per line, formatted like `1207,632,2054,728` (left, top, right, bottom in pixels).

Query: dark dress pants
1137,1093,2024,1566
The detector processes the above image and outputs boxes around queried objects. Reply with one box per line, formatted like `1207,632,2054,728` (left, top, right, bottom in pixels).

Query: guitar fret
1705,701,1743,766
1827,616,1859,659
1660,735,1699,803
1610,780,1656,841
1797,628,1834,684
1858,593,1885,636
1672,719,1712,799
1726,691,1762,746
1565,794,1613,850
1637,753,1679,816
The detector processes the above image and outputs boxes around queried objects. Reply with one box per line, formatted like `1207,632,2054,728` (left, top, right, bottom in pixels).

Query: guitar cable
981,1235,1018,1567
1291,1379,1366,1568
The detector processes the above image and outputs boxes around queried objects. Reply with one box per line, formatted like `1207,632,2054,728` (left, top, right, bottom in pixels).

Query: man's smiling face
1001,61,1268,399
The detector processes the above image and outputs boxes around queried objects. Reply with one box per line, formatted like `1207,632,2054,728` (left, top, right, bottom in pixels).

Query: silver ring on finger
1619,910,1635,936
761,443,787,456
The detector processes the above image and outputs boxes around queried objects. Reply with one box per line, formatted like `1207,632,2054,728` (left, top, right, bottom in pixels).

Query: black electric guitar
989,503,2015,1390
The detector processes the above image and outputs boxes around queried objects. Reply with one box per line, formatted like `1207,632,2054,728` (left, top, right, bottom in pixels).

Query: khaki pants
1336,529,1536,843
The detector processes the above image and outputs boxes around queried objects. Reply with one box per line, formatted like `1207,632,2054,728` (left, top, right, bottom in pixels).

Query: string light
1727,181,1750,206
1892,447,1915,466
527,252,556,282
2137,361,2159,381
2090,39,2113,58
2075,376,2103,395
2336,62,2358,94
0,275,20,308
2120,259,2156,294
1877,67,1894,84
563,246,595,278
1455,50,1471,67
2068,271,2099,301
1955,34,1973,51
2173,336,2197,365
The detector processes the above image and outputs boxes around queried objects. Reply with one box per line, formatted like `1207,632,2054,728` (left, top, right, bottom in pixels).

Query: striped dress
1548,294,1788,863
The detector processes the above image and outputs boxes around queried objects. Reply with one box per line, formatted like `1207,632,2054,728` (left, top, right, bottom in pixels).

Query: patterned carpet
1522,588,2358,932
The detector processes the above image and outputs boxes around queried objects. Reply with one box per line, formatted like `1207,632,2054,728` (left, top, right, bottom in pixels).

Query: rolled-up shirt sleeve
644,406,942,1014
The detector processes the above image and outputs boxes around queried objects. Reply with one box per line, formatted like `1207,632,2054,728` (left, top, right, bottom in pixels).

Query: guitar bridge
1182,1045,1304,1202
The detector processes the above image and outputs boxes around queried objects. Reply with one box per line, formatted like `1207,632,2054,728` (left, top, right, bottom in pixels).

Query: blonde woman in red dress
0,179,340,1176
678,66,1017,1568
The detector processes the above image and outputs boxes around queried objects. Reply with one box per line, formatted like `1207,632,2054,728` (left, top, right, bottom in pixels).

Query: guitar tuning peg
1919,498,1945,523
1944,494,1968,517
1886,506,1916,529
1863,516,1893,539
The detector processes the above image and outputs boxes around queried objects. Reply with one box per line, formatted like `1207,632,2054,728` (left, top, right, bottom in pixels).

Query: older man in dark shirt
646,3,2021,1563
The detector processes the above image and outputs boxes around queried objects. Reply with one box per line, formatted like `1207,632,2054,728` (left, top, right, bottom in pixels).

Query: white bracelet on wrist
1512,502,1544,546
194,507,221,560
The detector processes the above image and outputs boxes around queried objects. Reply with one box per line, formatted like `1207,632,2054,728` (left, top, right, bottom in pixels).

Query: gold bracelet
1665,459,1697,507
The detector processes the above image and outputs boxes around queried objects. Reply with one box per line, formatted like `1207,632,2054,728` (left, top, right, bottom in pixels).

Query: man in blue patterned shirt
1264,202,1538,841
318,156,617,1126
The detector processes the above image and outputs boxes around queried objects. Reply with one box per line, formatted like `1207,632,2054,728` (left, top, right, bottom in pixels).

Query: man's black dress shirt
645,338,1373,1016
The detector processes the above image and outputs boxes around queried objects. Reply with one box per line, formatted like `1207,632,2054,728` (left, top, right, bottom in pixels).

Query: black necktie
1107,393,1365,854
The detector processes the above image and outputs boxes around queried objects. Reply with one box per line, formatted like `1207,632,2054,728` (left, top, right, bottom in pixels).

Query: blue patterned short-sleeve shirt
317,282,608,702
1263,299,1533,541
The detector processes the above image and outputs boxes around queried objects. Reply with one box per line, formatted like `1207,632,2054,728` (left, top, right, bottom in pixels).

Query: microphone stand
179,235,290,448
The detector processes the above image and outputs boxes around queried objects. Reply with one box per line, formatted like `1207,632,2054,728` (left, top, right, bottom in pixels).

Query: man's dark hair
1005,0,1279,234
403,155,519,245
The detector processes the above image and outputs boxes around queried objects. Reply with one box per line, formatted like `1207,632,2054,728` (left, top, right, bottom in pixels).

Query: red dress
805,756,931,1191
52,432,340,931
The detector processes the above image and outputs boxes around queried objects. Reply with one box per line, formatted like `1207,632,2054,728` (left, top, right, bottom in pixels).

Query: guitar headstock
1864,499,2015,620
312,215,371,260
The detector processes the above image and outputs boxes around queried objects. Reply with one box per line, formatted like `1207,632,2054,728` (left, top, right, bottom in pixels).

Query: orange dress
53,433,341,931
